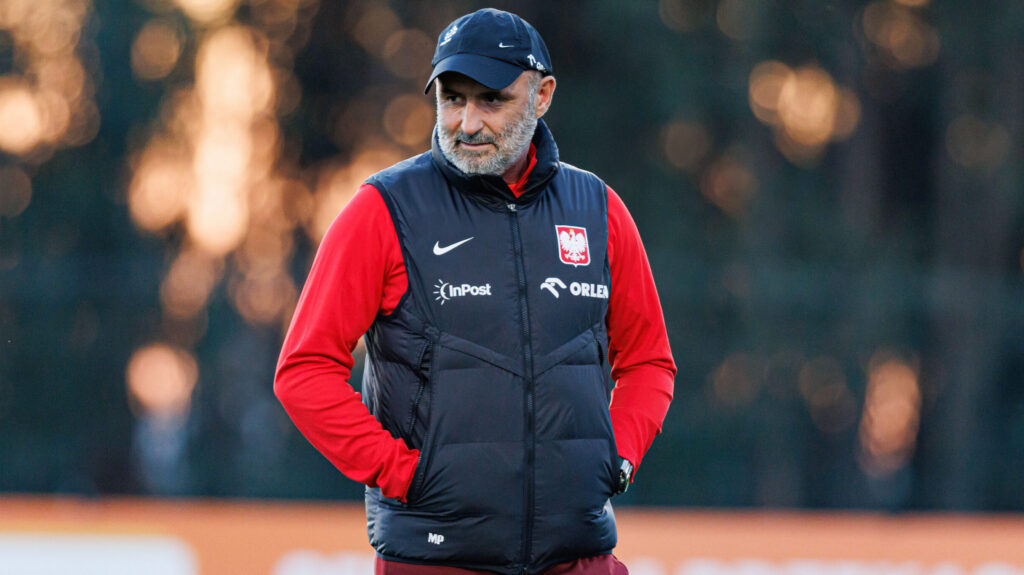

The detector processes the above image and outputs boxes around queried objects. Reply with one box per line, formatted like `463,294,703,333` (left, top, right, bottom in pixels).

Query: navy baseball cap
424,9,553,94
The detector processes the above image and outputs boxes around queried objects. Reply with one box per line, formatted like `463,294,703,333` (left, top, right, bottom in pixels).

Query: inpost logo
433,279,493,305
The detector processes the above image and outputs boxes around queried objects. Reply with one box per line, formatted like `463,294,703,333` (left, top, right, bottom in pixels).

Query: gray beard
437,101,538,177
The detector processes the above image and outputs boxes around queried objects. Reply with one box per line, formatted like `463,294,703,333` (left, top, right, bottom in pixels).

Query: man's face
435,71,539,177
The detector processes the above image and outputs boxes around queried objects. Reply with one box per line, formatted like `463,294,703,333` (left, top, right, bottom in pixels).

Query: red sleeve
605,185,677,476
274,183,417,500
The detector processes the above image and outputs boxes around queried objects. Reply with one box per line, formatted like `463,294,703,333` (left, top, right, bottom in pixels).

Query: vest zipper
507,202,535,572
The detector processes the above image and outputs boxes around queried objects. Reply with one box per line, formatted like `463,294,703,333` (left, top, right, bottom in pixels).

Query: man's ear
535,75,556,118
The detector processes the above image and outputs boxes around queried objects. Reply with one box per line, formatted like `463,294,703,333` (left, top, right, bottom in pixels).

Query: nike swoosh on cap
433,237,474,255
498,43,513,48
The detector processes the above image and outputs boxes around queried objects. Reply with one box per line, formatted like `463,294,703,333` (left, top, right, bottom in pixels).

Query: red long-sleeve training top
275,155,676,502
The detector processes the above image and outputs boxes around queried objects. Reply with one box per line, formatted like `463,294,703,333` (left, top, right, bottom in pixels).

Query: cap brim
423,54,524,94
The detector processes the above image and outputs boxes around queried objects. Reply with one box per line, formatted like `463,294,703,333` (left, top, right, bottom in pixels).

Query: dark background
1,0,1022,511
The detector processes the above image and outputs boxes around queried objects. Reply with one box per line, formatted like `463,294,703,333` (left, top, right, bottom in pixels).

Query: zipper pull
507,203,517,212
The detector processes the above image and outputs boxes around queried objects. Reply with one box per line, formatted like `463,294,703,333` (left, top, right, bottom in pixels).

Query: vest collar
431,118,560,207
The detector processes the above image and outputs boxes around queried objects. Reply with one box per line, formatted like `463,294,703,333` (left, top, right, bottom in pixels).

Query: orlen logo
540,277,608,299
433,279,492,305
556,225,590,267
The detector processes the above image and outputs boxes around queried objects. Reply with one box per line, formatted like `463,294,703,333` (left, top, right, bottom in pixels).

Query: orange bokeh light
659,0,712,33
161,248,223,319
174,0,240,24
798,356,858,435
129,140,192,232
197,27,275,118
382,29,433,79
308,148,404,243
662,120,712,173
350,4,401,57
230,269,297,326
126,343,199,418
858,353,921,476
777,66,839,147
383,94,434,148
700,149,757,217
946,114,1010,171
749,61,861,165
0,1,99,160
129,0,320,328
0,166,33,217
862,2,940,70
0,78,44,154
132,20,182,80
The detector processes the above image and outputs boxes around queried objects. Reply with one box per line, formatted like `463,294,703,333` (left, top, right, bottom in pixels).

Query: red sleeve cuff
610,366,675,472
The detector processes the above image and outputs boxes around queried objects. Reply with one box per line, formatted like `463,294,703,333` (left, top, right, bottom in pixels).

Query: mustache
455,132,496,145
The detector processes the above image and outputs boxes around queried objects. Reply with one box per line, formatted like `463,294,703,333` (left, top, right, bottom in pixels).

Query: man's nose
461,101,484,135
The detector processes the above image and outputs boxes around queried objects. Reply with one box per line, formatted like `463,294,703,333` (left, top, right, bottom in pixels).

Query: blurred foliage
0,0,1023,511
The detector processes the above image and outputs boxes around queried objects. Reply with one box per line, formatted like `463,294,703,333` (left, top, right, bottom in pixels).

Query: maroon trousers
376,555,629,575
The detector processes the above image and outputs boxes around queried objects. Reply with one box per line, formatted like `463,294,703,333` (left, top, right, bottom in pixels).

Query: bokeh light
230,269,298,326
174,0,240,25
945,114,1010,171
382,29,433,79
350,4,401,57
858,352,921,476
708,353,763,408
161,248,223,319
127,0,323,342
861,2,940,70
749,61,861,165
128,139,192,232
777,67,841,146
0,167,33,218
126,343,199,418
383,94,434,148
799,357,858,434
662,120,711,173
700,148,757,217
308,147,403,242
659,0,714,33
0,0,100,223
131,19,182,80
716,0,758,41
0,79,43,154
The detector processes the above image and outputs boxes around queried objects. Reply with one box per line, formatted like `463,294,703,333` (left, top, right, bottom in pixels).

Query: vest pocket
594,332,611,402
404,339,436,505
403,340,433,449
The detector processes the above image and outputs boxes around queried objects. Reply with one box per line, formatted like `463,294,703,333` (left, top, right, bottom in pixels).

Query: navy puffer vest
362,120,617,574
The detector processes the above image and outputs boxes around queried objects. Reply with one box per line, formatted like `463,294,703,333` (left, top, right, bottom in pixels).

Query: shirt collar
508,143,537,198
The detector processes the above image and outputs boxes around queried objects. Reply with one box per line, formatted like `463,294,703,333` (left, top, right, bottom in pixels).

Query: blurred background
1,0,1023,528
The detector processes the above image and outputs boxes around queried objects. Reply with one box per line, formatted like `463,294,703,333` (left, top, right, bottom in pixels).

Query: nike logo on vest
433,237,474,255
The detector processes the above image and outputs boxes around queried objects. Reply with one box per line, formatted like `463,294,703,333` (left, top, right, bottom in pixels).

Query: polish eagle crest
556,225,590,267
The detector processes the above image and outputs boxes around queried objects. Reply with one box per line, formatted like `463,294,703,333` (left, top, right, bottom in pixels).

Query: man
275,8,675,575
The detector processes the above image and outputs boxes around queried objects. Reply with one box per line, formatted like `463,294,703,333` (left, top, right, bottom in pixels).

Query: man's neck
501,144,532,186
